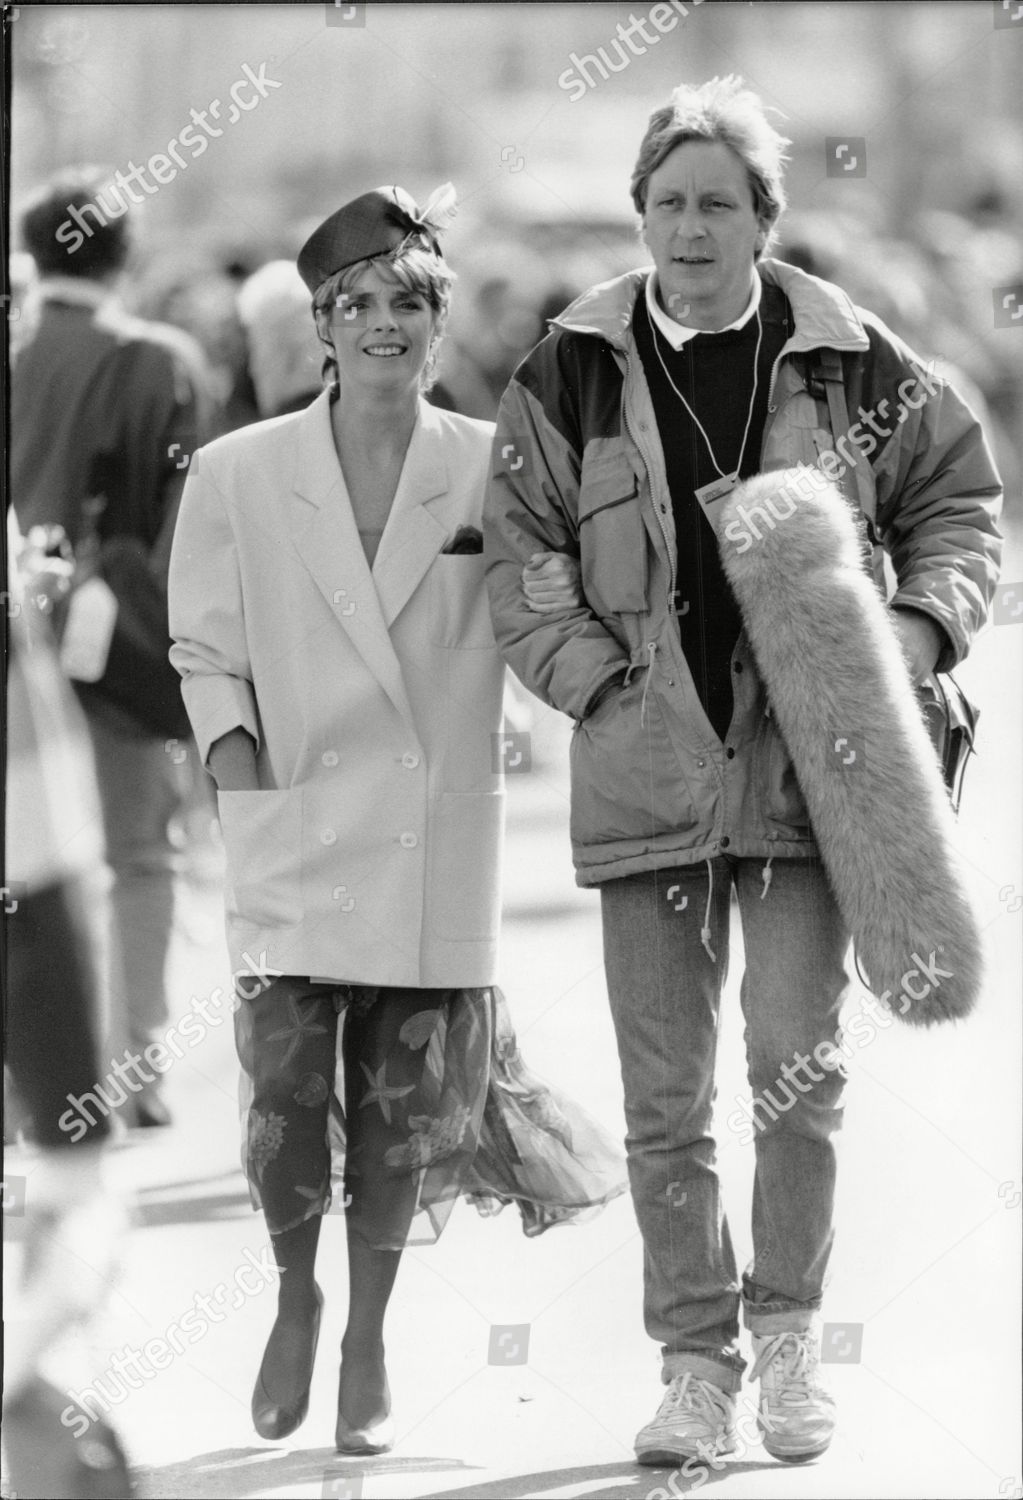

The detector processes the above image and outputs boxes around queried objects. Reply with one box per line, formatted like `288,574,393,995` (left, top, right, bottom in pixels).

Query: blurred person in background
168,183,625,1455
8,249,40,361
235,258,324,419
3,513,133,1500
485,75,1001,1470
435,241,551,420
11,165,218,1129
131,251,260,432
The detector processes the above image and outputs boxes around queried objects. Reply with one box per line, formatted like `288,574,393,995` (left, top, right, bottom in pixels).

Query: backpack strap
809,347,886,590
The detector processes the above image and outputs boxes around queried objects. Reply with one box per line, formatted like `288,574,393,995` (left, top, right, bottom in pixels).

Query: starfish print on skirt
359,1059,416,1125
263,993,331,1070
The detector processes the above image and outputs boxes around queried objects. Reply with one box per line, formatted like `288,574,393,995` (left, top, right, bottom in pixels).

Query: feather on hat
297,183,456,294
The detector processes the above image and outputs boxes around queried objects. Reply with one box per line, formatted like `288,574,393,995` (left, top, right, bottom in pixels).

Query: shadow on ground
134,1446,788,1499
134,1446,478,1499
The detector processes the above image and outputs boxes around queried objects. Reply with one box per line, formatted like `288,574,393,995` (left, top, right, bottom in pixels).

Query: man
12,166,216,1127
484,76,1001,1465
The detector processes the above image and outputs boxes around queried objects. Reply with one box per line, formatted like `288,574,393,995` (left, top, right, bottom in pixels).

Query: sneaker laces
751,1331,823,1405
656,1372,733,1434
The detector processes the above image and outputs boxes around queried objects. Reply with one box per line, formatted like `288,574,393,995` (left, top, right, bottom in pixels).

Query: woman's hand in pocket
208,727,259,790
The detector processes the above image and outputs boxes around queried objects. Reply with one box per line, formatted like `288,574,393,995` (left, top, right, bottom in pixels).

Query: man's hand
522,551,583,614
892,609,944,686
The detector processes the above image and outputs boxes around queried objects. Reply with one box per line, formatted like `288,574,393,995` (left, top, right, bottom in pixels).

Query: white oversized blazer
168,390,505,988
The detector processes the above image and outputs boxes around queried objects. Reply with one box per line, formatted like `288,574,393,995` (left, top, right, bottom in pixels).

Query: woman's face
323,262,437,397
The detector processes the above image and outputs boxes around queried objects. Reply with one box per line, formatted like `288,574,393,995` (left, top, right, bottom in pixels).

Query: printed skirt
234,976,628,1249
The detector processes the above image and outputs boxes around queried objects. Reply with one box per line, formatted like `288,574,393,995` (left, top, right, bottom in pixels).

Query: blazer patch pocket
577,450,648,613
217,787,304,931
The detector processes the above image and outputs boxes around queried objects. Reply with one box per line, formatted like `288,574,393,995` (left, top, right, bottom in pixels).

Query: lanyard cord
651,306,763,482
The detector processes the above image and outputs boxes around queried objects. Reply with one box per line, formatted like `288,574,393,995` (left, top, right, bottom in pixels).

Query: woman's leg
339,986,449,1430
237,976,338,1431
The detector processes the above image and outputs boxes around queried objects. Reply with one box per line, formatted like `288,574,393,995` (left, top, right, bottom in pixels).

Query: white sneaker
635,1371,738,1466
750,1327,836,1462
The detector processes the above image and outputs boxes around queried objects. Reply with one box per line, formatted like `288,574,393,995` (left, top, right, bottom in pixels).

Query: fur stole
715,468,982,1026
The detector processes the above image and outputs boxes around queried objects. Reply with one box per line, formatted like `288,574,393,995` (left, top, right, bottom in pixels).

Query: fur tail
717,468,982,1026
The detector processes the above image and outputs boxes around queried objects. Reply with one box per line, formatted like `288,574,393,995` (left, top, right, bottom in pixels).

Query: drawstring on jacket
623,641,659,727
701,857,717,963
761,856,774,900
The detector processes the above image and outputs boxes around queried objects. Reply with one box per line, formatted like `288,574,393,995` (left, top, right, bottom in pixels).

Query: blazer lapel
373,399,450,629
288,391,415,726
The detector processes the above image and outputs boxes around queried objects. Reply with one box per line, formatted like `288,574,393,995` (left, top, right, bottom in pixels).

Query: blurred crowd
10,189,1021,500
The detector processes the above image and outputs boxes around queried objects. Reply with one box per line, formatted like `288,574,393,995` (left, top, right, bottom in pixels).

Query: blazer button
320,828,337,846
401,752,420,769
400,832,418,849
322,750,339,767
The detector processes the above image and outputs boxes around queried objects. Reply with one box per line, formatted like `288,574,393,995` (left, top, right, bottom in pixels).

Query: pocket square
442,525,483,555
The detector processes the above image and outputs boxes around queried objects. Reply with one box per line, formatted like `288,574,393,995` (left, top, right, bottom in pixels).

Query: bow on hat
297,182,457,294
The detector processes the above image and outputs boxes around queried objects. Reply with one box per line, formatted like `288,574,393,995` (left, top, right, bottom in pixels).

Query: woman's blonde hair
311,239,455,392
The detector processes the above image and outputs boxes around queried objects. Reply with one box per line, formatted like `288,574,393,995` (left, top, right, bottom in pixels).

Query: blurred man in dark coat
12,165,217,1127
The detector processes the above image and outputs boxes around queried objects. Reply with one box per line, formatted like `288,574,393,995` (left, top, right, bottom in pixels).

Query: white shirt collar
37,276,117,311
645,269,761,349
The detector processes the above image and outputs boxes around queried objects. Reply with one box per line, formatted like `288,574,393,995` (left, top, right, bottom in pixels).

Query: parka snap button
726,747,736,759
733,662,743,673
696,759,706,768
720,836,731,848
400,832,418,849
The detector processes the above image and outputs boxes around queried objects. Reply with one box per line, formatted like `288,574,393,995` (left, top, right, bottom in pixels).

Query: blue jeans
600,856,850,1393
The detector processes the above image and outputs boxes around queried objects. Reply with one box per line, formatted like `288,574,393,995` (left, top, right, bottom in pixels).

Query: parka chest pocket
577,449,648,614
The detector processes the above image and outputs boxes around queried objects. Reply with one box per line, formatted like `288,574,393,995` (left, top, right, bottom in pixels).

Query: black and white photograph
3,3,1021,1498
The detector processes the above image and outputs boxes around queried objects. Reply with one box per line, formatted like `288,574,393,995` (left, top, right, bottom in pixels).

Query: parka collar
551,258,870,357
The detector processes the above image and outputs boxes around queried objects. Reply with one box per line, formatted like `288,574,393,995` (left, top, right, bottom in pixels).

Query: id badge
694,473,737,528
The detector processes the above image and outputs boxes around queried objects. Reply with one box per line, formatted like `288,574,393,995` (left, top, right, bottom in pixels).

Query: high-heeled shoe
334,1410,395,1455
251,1284,324,1440
335,1357,394,1453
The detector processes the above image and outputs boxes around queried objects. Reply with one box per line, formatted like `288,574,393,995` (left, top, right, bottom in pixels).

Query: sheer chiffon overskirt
235,982,627,1249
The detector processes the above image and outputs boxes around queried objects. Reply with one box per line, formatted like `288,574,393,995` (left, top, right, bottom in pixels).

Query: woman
167,185,625,1455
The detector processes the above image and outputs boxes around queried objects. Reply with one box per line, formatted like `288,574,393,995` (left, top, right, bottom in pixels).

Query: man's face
641,139,764,330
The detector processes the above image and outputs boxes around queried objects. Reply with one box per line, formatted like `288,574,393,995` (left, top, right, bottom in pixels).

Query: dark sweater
633,282,791,739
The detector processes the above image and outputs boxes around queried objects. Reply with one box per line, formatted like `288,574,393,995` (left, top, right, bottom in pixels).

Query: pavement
4,524,1022,1500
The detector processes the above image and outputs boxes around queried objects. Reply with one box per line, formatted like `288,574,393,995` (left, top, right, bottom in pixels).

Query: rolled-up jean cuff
743,1306,818,1336
661,1352,744,1395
